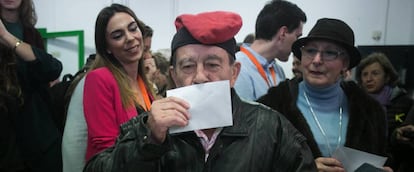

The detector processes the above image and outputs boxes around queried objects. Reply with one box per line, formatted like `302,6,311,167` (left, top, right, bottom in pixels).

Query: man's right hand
147,97,190,144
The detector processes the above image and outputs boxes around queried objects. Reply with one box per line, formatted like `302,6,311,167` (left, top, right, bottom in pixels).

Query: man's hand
147,97,190,144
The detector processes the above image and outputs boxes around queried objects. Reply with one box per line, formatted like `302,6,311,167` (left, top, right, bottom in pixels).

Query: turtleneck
297,80,349,157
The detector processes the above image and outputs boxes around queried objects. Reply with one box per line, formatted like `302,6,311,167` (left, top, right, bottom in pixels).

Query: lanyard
137,76,152,111
240,46,276,87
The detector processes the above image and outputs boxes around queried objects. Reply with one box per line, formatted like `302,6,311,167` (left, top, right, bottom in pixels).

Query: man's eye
180,64,196,73
207,63,219,68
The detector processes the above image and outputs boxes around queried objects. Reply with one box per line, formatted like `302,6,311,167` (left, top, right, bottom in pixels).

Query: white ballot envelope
167,80,233,134
332,146,387,172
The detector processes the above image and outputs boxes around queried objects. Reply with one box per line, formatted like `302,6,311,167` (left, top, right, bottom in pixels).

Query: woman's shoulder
87,67,113,78
86,67,116,84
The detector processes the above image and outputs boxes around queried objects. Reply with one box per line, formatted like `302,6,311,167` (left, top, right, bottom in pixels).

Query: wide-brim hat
292,18,361,69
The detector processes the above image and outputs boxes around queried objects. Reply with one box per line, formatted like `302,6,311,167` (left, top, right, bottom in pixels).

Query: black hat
292,18,361,69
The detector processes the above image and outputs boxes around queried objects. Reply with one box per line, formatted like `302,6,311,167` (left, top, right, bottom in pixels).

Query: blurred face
105,12,143,66
170,44,240,88
276,22,304,62
144,57,157,81
301,40,348,88
154,71,167,89
361,62,388,93
143,36,152,59
292,56,302,78
0,0,21,10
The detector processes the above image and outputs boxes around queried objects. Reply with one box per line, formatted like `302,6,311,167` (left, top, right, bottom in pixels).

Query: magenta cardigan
83,67,145,160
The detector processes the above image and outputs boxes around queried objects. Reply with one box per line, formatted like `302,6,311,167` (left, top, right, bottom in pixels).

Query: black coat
388,87,414,172
14,25,63,172
257,79,387,158
83,89,317,172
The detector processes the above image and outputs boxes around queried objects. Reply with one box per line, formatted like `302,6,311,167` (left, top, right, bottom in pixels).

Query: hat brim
292,37,361,69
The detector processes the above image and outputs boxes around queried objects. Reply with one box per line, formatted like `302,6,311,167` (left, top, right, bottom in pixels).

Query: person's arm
271,115,317,171
84,97,190,172
83,71,123,160
83,114,168,172
0,19,62,83
0,19,36,61
233,70,255,101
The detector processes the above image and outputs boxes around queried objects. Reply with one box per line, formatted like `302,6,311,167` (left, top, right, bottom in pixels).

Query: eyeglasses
300,46,345,61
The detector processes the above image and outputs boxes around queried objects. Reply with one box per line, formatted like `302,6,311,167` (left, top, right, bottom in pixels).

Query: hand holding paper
147,96,191,144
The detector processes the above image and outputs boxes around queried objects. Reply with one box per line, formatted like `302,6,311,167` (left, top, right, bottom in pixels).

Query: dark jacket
83,89,317,172
14,25,63,172
257,79,387,158
0,94,26,172
387,87,414,137
388,87,414,172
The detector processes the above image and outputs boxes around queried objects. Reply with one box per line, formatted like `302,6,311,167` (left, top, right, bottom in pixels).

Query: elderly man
83,11,316,172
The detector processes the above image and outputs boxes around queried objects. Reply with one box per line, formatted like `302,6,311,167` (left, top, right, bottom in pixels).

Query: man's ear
277,26,289,41
230,62,241,87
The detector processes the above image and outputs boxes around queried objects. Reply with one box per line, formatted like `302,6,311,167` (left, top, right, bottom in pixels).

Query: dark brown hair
356,52,399,87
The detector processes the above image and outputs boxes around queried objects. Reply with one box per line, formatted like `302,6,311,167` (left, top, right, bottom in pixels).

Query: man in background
234,0,306,101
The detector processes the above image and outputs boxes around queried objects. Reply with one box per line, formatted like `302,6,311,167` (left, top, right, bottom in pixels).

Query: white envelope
167,80,233,134
332,146,387,172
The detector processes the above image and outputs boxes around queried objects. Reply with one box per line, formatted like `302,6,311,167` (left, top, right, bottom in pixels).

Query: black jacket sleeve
83,114,170,172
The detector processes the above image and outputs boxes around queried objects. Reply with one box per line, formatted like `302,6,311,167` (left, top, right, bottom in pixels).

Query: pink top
83,67,139,160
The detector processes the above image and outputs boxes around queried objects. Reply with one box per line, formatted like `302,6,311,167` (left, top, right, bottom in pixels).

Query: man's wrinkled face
170,44,240,88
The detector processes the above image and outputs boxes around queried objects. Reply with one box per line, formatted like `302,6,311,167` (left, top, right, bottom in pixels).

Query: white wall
34,0,414,78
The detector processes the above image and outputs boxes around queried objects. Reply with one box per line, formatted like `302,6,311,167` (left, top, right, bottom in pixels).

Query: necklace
303,91,343,156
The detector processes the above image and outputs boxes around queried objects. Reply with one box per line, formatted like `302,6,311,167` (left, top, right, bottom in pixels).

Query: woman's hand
146,97,190,144
395,124,414,142
315,157,345,172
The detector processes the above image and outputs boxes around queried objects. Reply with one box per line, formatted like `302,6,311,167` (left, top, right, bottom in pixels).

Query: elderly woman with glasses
258,18,392,171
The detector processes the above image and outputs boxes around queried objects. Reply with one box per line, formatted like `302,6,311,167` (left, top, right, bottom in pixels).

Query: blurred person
143,54,158,91
83,11,316,172
292,55,302,79
0,0,63,171
142,24,153,59
243,33,255,44
152,51,170,98
258,18,392,172
342,69,353,81
356,52,414,171
82,3,154,161
234,0,306,101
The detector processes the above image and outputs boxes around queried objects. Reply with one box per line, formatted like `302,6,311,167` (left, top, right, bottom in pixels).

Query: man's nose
193,66,209,84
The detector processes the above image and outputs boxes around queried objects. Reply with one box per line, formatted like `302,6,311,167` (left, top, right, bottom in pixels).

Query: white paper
166,80,233,134
332,146,387,172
